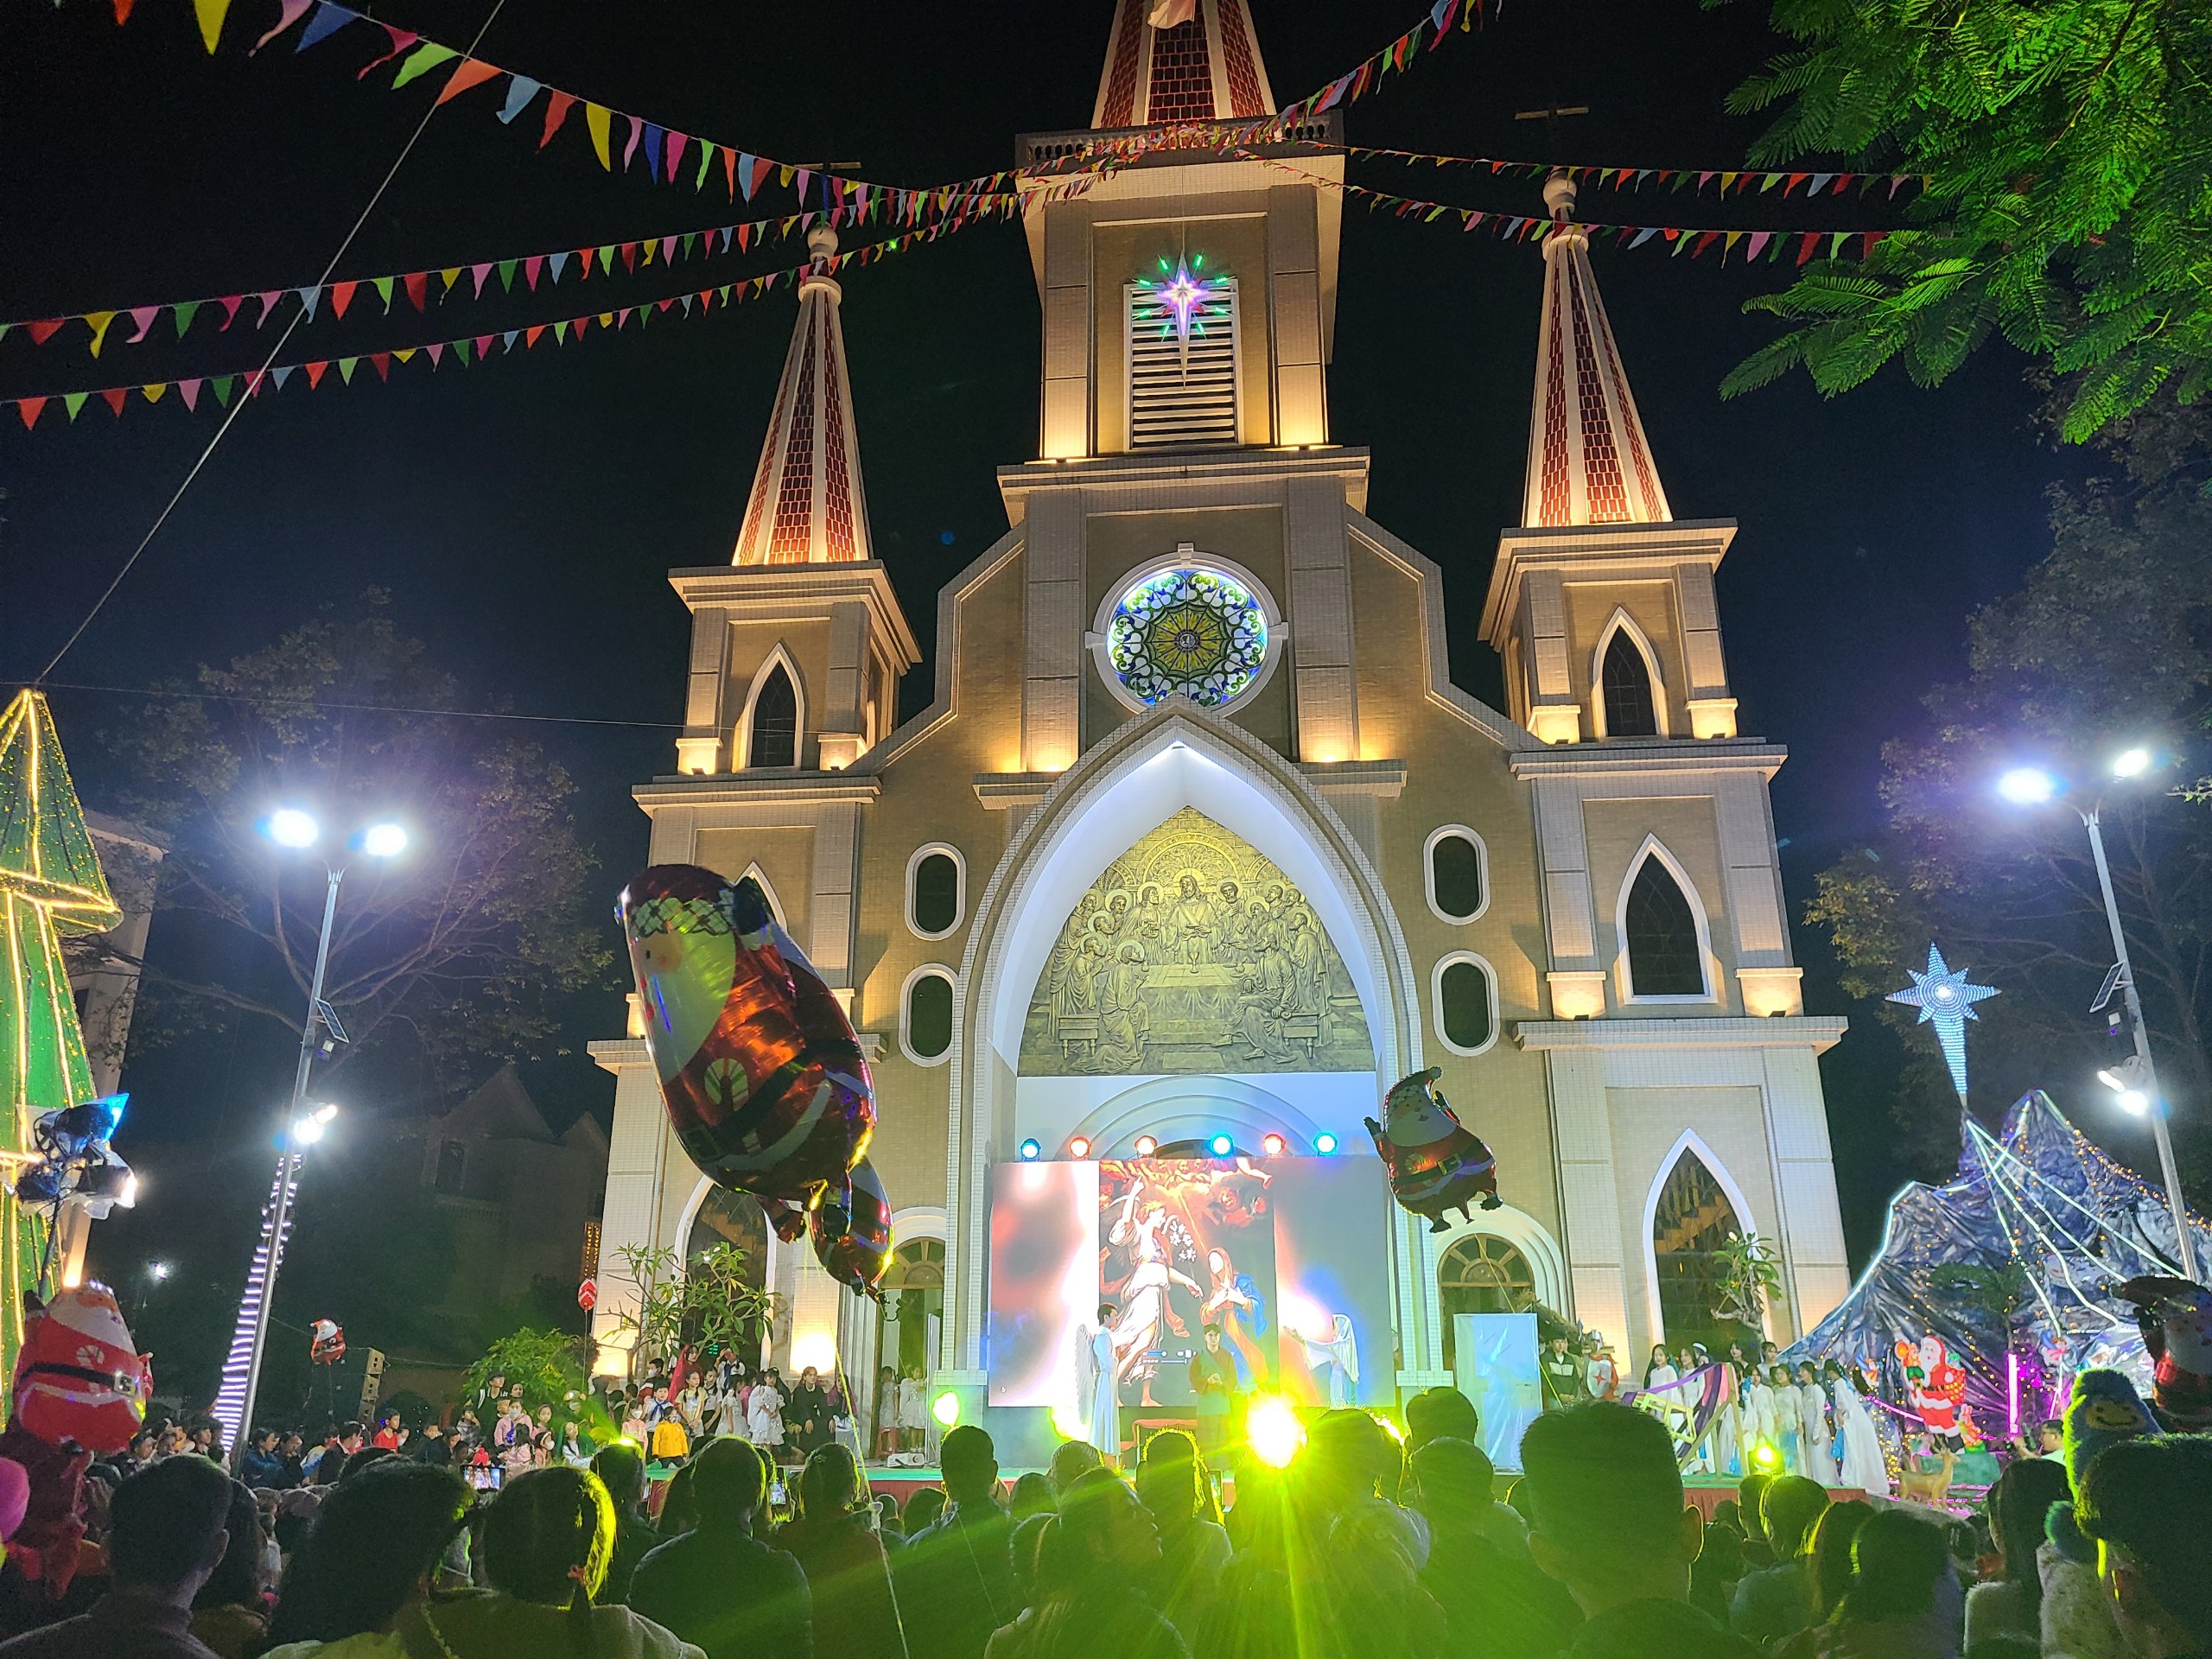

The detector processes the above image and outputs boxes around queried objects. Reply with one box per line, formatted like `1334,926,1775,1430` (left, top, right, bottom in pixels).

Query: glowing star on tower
1885,944,1999,1102
1136,255,1230,344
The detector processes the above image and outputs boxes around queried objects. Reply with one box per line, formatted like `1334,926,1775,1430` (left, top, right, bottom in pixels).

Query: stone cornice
1512,1015,1847,1054
632,773,881,810
1297,758,1408,798
1479,518,1739,646
1507,739,1786,782
667,562,921,670
996,447,1371,521
971,772,1060,812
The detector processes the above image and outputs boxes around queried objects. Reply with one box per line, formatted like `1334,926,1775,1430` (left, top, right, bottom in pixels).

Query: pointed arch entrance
942,705,1425,1376
1643,1132,1764,1351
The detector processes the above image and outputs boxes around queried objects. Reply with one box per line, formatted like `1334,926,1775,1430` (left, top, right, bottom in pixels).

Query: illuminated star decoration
1886,944,1999,1101
1139,254,1230,344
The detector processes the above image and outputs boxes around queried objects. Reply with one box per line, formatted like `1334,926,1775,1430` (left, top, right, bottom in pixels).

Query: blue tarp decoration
1783,1092,2211,1430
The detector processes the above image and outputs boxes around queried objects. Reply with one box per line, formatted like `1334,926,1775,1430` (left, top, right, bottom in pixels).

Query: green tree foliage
1718,0,2212,439
1712,1231,1786,1332
93,593,613,1093
1804,409,2212,1185
463,1327,588,1411
612,1241,777,1379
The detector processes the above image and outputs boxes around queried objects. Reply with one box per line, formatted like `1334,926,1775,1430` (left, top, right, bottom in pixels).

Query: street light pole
2078,804,2200,1282
232,865,343,1462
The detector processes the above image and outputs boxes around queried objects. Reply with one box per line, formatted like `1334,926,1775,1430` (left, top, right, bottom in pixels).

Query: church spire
1090,0,1276,130
1522,172,1671,530
733,225,873,566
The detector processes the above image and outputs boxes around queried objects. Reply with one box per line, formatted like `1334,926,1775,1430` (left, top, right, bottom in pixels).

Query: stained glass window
1105,567,1268,708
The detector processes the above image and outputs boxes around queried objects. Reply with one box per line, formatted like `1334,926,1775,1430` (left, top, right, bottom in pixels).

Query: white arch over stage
939,702,1433,1378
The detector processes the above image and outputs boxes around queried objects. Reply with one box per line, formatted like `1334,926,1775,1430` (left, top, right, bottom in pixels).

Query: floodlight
1996,768,2058,806
1018,1139,1041,1161
149,1262,172,1281
1133,1135,1158,1157
1247,1396,1305,1468
1049,1402,1086,1440
1066,1136,1091,1160
1313,1132,1338,1155
931,1389,962,1428
359,823,410,858
265,809,320,849
1209,1134,1234,1157
1262,1134,1286,1157
292,1115,328,1146
2113,747,2153,779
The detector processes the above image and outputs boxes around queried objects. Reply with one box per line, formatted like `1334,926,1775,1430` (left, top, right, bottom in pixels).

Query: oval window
906,972,954,1061
912,852,960,937
1429,832,1484,922
1438,958,1495,1052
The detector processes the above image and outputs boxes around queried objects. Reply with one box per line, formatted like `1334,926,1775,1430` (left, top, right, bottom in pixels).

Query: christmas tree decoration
0,691,122,1384
1886,944,1998,1101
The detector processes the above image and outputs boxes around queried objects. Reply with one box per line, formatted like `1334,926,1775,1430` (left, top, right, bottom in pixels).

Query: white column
1021,493,1085,772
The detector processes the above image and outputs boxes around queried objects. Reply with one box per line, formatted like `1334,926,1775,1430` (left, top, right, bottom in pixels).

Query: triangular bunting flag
194,0,233,52
435,57,503,106
497,74,542,124
85,311,118,357
541,90,575,148
391,41,458,88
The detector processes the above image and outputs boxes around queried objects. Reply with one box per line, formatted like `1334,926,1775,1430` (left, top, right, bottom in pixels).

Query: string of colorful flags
1344,145,1924,200
1250,155,1902,264
0,194,1031,361
96,0,1492,210
100,0,1039,216
3,212,989,430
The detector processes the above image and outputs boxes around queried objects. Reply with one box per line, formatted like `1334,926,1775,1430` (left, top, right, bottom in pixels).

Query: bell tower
1020,0,1344,460
1480,174,1740,747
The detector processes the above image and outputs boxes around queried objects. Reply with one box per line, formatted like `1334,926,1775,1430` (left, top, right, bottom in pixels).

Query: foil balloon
1365,1067,1501,1232
810,1156,893,1299
11,1282,150,1456
762,1198,811,1245
620,865,875,1230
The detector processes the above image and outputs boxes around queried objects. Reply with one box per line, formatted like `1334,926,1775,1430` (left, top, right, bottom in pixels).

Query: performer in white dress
1827,1361,1891,1496
747,1375,785,1453
1743,1365,1777,1466
1079,1302,1122,1457
1796,1362,1836,1484
1641,1345,1682,1448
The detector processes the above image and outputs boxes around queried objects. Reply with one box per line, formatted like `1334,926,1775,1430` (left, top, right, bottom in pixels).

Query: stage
1679,1478,1870,1519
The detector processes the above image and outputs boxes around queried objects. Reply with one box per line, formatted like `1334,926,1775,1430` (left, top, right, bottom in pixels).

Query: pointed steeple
1522,172,1671,529
1091,0,1276,130
733,226,873,566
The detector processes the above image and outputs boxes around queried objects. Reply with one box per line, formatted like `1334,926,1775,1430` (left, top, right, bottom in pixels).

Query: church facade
588,0,1850,1402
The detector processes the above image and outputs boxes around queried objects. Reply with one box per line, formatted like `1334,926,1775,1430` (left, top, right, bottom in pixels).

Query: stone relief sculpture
1019,809,1375,1075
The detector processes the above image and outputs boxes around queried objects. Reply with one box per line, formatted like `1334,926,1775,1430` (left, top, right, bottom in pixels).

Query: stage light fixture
1313,1132,1338,1155
931,1389,962,1428
1209,1133,1234,1157
1247,1396,1305,1468
1067,1136,1091,1160
1134,1135,1158,1157
1262,1133,1285,1157
1751,1442,1782,1471
1050,1402,1086,1440
1018,1139,1041,1160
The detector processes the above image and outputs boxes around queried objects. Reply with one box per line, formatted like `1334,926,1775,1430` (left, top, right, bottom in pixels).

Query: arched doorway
683,1185,772,1369
1438,1233,1537,1368
1649,1147,1753,1353
872,1238,944,1450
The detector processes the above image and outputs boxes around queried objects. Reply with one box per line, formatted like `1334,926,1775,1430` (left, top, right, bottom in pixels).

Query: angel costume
1831,1376,1890,1495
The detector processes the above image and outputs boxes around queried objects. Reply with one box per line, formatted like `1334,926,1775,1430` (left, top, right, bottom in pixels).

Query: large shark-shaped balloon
620,867,876,1237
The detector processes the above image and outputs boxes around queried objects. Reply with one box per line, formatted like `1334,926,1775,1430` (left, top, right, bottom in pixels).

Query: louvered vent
1126,278,1238,448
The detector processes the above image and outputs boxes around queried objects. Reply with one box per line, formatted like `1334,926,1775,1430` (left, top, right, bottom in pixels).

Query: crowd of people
0,1387,2205,1659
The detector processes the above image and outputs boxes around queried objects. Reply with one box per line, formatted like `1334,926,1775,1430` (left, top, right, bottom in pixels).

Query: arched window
683,1185,772,1367
879,1237,945,1381
901,967,956,1065
1432,952,1498,1055
907,846,964,939
1438,1233,1537,1367
747,664,798,767
1600,629,1660,738
1623,850,1707,998
1425,827,1488,924
1649,1147,1751,1351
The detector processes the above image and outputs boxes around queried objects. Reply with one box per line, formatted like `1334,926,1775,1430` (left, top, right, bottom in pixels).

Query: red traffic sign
577,1278,597,1312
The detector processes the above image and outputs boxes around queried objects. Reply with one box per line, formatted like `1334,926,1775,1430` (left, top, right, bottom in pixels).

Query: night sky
3,0,2082,1266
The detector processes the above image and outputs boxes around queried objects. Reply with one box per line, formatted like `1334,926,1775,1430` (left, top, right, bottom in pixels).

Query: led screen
987,1154,1392,1409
